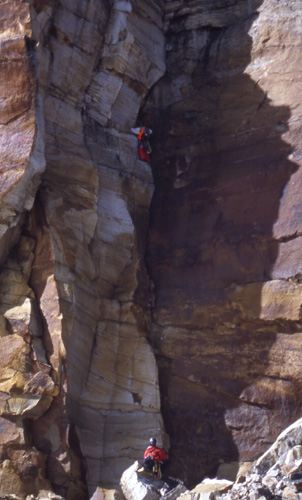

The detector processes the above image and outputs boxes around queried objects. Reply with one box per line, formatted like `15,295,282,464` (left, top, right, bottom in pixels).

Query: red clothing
144,445,168,464
138,143,150,162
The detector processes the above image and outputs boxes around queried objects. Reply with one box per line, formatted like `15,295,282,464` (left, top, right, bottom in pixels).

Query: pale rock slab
177,479,233,500
120,461,187,500
26,0,167,495
256,417,302,472
3,0,302,498
90,487,124,500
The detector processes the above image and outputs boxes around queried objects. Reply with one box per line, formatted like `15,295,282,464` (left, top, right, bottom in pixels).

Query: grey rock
120,461,187,500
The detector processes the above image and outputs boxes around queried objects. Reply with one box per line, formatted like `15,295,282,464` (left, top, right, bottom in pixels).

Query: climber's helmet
149,437,156,446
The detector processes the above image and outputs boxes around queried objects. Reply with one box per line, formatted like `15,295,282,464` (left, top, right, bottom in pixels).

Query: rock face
144,0,302,486
1,0,302,498
1,0,166,498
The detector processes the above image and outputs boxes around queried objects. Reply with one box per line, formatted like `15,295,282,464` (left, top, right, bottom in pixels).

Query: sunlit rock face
0,0,166,498
144,0,302,487
1,0,302,498
0,1,45,265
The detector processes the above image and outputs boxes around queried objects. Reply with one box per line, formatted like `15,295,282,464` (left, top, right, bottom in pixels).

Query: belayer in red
143,437,169,477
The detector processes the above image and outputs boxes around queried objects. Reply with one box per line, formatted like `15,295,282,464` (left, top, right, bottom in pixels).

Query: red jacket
144,445,168,464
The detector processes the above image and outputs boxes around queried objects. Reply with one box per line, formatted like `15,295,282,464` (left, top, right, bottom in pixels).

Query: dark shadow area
142,0,302,487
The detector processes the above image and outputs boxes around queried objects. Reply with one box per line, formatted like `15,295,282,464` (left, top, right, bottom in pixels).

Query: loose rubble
220,418,302,500
176,418,302,500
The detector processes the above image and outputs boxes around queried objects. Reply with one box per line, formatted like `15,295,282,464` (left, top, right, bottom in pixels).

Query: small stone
265,468,280,478
282,485,301,499
262,474,278,490
276,479,286,490
285,446,302,463
249,474,262,483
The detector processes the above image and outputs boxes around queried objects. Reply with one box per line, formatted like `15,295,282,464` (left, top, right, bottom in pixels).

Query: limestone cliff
1,0,302,499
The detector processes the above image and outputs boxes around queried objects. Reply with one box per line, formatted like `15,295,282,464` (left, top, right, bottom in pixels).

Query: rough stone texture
1,0,302,499
255,417,302,472
120,461,187,500
31,0,167,494
90,487,124,500
144,0,302,486
0,0,166,498
176,479,233,500
180,419,302,499
219,418,302,500
0,1,45,265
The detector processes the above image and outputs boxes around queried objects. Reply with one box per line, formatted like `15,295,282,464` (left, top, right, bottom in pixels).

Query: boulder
177,478,233,500
255,417,302,472
120,461,187,500
90,486,124,500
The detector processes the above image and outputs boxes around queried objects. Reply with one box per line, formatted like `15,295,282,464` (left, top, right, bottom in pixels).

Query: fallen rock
0,452,51,499
90,486,124,500
26,493,64,500
177,478,233,500
120,461,187,500
281,445,302,476
255,417,302,473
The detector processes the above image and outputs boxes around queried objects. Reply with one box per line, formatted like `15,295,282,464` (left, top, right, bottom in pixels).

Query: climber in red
143,437,169,476
131,126,152,162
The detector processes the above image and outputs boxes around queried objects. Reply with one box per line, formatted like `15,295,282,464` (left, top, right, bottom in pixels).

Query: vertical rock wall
144,0,302,487
0,0,166,498
1,0,302,498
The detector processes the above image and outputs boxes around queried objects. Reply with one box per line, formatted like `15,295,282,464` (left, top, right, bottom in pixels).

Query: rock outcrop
178,479,233,500
120,461,187,500
1,0,302,498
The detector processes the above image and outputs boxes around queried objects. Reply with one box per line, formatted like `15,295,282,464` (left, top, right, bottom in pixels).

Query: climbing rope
126,147,161,440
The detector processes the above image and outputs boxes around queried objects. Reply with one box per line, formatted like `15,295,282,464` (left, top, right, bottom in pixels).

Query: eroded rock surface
120,461,187,500
144,0,302,486
0,0,166,497
1,0,302,498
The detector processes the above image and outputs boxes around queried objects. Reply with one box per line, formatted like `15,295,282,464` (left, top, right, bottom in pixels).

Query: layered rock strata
0,0,166,498
144,0,302,486
1,0,302,498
